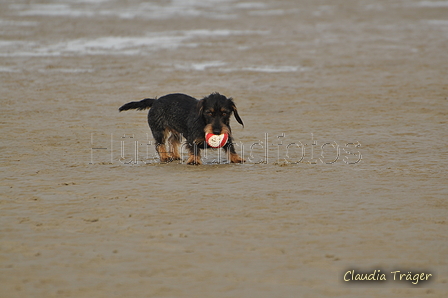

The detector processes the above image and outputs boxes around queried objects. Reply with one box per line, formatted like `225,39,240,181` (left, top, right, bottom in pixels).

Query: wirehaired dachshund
119,93,244,165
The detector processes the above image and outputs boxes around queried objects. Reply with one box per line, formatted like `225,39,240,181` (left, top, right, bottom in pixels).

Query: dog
119,92,244,165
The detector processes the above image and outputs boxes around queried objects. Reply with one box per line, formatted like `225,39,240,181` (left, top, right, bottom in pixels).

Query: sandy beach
1,0,447,297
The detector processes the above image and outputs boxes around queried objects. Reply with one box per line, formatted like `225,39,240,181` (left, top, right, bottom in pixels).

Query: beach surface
1,0,447,297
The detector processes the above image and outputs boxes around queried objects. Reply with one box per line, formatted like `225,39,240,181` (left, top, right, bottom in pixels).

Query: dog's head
197,93,244,135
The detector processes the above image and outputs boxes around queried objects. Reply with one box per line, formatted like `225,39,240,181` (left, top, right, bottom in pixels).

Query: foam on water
168,63,308,73
425,20,448,26
11,0,238,20
417,1,448,7
173,61,227,71
0,19,39,27
234,2,267,9
0,30,268,57
241,66,302,73
56,35,187,54
0,0,292,74
16,4,95,17
248,9,296,16
0,66,20,73
38,68,95,73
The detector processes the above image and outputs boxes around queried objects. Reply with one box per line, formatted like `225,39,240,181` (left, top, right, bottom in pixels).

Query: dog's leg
186,143,202,165
168,132,182,160
156,144,171,162
223,141,245,163
152,129,172,162
229,150,244,163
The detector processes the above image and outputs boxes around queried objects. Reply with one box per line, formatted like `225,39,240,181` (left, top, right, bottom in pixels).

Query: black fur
119,92,244,165
118,98,156,111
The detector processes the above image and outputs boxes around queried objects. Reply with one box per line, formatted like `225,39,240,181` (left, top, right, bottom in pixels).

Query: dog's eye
222,112,227,116
206,111,213,116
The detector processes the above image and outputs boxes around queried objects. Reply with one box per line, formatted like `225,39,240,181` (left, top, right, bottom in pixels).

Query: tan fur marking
168,132,181,160
186,152,202,165
220,125,230,135
229,152,245,163
204,123,230,135
204,124,213,134
156,144,171,162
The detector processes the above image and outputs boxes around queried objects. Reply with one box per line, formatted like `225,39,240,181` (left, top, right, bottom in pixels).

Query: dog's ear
230,99,244,127
197,99,205,116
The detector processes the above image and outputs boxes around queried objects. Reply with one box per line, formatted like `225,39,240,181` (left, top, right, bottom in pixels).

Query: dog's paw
159,157,174,163
186,155,202,165
230,154,245,163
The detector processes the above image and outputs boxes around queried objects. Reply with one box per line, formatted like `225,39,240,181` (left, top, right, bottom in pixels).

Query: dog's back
146,93,199,135
119,93,197,112
150,93,198,117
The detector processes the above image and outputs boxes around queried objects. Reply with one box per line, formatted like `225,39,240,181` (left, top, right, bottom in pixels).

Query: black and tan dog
119,93,244,165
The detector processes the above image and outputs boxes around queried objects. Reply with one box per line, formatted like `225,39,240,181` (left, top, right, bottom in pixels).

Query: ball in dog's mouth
205,133,228,148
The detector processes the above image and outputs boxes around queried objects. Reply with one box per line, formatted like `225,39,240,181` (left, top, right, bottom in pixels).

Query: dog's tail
119,98,156,112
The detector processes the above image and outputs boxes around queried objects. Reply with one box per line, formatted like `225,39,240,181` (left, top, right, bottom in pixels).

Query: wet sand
1,0,447,297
